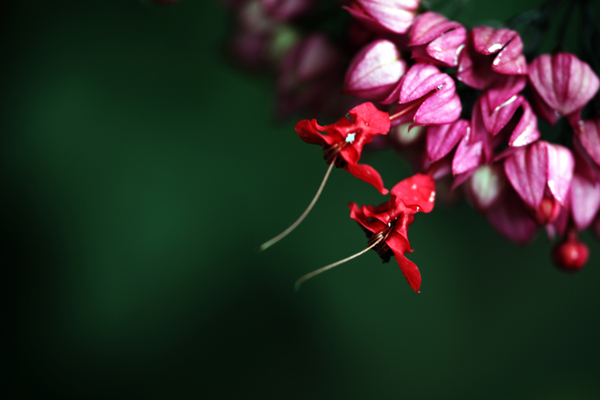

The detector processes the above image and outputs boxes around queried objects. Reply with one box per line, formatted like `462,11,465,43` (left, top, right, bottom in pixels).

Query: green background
4,0,600,398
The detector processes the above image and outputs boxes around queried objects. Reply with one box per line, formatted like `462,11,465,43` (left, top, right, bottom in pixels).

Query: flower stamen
259,157,337,251
294,235,385,291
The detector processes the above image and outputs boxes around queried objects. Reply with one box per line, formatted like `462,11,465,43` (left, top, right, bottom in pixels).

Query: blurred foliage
3,0,600,399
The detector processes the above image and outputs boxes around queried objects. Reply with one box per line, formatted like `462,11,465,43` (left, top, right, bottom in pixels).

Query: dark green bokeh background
4,1,600,398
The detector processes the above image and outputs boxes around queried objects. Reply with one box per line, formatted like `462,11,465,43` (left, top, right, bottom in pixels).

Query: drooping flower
348,174,435,292
456,26,527,90
295,102,391,194
343,0,420,35
344,40,407,102
528,53,600,125
383,63,462,127
408,11,466,67
260,102,391,252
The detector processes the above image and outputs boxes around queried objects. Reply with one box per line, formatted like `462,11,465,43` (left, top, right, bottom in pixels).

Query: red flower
348,173,435,292
296,102,391,194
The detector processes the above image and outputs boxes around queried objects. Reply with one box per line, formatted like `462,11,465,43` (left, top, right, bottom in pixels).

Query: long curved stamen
259,159,337,252
294,236,384,291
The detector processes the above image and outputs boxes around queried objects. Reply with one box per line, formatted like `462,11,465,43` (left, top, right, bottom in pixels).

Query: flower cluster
226,0,600,290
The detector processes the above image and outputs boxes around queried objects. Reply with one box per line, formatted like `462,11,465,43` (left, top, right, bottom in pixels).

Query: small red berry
552,237,589,272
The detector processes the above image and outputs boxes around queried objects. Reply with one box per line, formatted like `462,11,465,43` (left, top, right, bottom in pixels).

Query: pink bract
426,119,469,162
344,40,407,101
574,117,600,167
343,0,420,35
528,53,600,124
408,11,466,67
456,27,527,90
504,141,574,212
570,173,600,231
385,63,461,126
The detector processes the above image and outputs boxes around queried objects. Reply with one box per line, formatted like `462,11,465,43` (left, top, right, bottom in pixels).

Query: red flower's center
322,131,359,165
366,216,399,262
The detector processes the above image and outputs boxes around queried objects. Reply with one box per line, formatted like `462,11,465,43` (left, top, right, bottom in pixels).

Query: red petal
386,232,421,292
348,202,387,233
348,102,391,137
345,162,389,194
391,173,436,213
295,119,339,146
